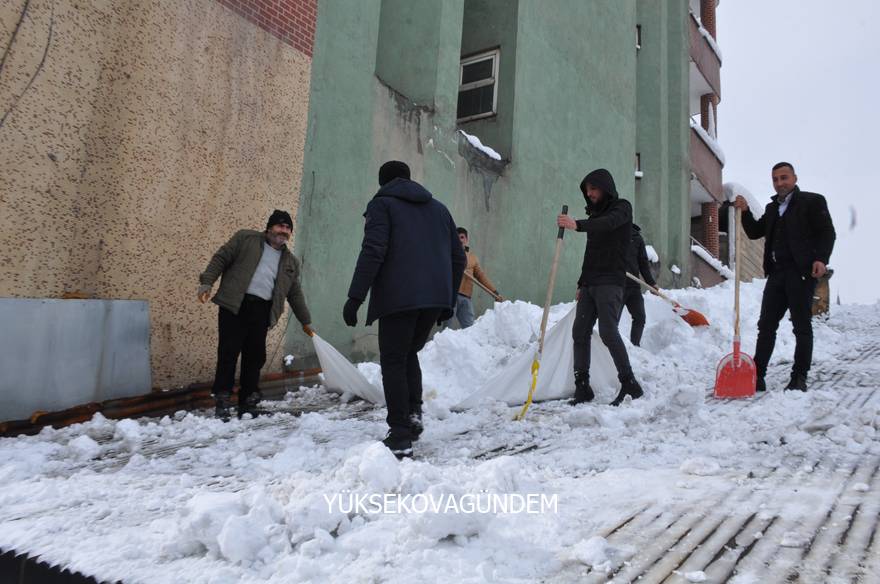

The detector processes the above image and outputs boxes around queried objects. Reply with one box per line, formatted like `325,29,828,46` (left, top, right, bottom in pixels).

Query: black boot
756,377,766,392
610,377,643,406
569,370,595,405
214,394,233,422
238,390,266,419
382,431,413,460
410,412,424,441
784,372,808,392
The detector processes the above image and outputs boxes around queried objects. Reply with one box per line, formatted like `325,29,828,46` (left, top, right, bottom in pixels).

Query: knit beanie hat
378,161,411,186
266,209,293,230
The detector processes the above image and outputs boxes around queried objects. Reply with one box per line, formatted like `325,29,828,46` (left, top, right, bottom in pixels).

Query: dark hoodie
574,168,633,287
348,178,467,325
626,224,657,289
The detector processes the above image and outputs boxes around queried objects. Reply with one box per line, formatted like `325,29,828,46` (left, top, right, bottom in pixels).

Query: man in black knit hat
344,161,466,459
557,168,644,406
733,162,836,392
199,210,314,420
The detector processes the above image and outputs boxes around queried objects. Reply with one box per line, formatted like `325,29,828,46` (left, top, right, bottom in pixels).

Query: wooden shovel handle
463,272,501,301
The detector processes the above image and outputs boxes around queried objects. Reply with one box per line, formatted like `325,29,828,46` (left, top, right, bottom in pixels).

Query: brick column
701,202,720,258
701,0,717,39
700,94,719,135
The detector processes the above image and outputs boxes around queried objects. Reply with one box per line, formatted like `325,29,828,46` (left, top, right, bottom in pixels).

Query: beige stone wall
0,0,311,389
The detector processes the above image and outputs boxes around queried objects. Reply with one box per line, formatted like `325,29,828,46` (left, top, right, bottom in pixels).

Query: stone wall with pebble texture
0,0,313,389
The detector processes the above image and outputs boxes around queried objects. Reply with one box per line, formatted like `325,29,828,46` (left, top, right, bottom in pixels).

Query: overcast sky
717,0,879,304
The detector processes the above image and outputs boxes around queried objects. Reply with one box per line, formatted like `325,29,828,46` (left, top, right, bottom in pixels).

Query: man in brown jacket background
444,227,503,329
199,210,313,420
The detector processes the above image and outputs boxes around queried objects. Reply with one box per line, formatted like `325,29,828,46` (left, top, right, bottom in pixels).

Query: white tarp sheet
452,307,619,410
312,334,385,405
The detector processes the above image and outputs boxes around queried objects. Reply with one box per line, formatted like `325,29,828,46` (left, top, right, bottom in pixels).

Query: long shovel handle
517,205,568,422
734,208,742,353
625,272,680,308
463,272,501,301
538,205,568,353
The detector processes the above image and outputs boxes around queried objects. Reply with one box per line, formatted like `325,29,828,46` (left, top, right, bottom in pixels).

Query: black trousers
573,285,634,382
378,308,441,439
754,266,817,379
621,286,647,346
212,295,271,404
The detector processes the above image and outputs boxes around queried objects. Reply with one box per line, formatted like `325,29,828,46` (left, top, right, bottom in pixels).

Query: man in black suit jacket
733,162,836,391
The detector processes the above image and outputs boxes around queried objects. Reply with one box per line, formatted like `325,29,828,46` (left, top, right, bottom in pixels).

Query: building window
457,49,499,122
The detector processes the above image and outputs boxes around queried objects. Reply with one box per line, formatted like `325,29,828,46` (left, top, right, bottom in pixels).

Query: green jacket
199,229,311,328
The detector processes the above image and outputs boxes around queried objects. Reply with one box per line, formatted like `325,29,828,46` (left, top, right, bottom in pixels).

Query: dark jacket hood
580,168,619,215
375,178,433,204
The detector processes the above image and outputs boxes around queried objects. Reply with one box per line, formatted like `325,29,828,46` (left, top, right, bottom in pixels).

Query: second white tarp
452,306,618,410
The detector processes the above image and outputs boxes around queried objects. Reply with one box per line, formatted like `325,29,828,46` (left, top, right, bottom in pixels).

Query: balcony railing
689,12,721,98
690,125,723,200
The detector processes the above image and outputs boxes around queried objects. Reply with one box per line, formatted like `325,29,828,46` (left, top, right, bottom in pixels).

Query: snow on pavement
1,281,879,583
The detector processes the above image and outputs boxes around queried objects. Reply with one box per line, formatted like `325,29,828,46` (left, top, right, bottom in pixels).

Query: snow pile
459,130,502,161
0,283,878,583
359,300,576,411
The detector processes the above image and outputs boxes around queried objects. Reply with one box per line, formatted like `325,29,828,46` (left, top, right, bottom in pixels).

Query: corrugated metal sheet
0,299,152,421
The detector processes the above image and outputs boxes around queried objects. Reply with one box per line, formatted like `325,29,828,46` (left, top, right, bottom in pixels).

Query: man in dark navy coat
734,162,836,392
344,161,466,458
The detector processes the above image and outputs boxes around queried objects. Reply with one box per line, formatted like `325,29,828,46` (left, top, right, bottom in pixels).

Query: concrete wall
0,0,313,388
294,0,666,361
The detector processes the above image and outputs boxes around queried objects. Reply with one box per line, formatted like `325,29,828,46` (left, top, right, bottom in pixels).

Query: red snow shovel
625,273,710,327
714,208,756,398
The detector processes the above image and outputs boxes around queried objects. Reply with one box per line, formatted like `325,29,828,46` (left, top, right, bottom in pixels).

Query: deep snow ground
1,281,879,583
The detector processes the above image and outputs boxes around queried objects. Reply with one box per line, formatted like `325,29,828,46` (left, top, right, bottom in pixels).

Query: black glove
343,298,362,327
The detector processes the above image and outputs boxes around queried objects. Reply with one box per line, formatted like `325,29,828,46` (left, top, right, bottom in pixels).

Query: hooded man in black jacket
733,162,836,392
344,161,466,458
557,168,644,406
622,224,657,347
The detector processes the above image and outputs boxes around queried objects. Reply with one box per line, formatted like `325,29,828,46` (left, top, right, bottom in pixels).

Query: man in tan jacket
444,227,503,329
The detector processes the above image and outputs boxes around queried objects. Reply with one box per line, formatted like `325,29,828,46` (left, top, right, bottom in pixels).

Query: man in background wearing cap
344,161,466,459
557,168,644,407
199,210,314,420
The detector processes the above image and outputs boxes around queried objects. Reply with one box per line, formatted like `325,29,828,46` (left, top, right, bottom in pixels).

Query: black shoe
237,390,266,419
784,373,808,392
214,395,233,422
382,432,413,460
569,371,595,405
756,377,766,392
410,413,424,441
610,377,643,406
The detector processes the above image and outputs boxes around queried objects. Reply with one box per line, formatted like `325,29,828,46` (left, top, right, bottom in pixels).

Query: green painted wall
291,0,690,362
458,0,518,157
635,0,691,286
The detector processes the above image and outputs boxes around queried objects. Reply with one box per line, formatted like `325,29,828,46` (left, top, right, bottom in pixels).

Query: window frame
457,49,500,123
